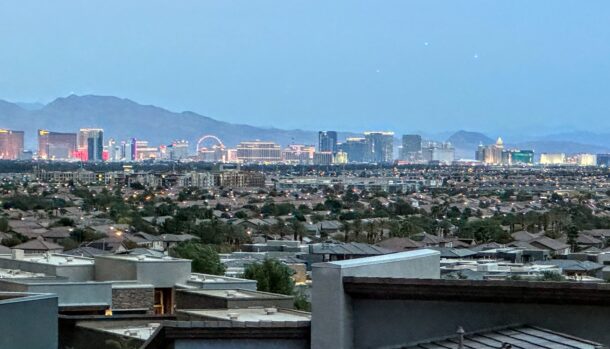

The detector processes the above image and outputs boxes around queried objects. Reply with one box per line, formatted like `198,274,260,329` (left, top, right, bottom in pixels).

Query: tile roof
534,259,604,272
377,237,423,251
310,242,392,256
12,238,63,251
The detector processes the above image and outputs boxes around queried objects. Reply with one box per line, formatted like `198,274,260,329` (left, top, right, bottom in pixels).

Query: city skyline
4,1,610,135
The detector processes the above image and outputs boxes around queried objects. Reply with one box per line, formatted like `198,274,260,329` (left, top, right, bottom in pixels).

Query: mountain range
1,95,610,157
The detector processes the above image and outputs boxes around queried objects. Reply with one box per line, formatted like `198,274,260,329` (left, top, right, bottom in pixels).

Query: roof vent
66,256,74,262
137,255,145,261
226,290,237,297
264,307,277,315
228,312,239,320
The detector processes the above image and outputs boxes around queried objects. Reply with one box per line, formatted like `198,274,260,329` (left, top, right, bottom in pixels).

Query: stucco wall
0,294,58,349
311,249,440,349
95,257,190,288
0,258,94,281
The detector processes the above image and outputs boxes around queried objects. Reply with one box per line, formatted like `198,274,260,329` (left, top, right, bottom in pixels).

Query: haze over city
4,2,610,349
3,1,610,136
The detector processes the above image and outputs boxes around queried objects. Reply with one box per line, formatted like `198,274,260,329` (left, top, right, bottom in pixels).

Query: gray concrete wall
186,278,257,291
352,298,610,348
0,258,94,281
0,293,58,349
311,249,440,349
95,257,191,288
0,279,112,308
174,338,308,349
55,264,95,282
175,290,294,310
136,260,191,288
94,257,137,282
26,282,112,308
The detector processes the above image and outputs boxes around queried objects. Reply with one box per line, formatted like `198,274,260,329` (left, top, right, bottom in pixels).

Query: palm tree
352,219,363,242
290,219,306,241
341,221,352,242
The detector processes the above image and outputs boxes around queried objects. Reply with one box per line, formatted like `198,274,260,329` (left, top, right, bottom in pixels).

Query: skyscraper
476,137,505,164
236,141,282,163
401,134,422,161
338,137,367,163
0,129,24,160
168,140,189,160
78,128,104,162
38,130,77,160
318,131,338,154
422,141,455,164
364,131,394,163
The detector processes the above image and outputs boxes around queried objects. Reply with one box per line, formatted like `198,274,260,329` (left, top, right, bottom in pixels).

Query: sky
2,1,610,136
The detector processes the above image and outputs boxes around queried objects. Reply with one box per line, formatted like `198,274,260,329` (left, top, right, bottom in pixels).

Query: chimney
12,249,24,260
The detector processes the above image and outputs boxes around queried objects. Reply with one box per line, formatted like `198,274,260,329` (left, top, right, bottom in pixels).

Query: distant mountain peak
447,130,494,145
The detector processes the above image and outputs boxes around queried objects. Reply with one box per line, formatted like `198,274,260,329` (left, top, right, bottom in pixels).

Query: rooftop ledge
342,277,610,306
314,249,440,269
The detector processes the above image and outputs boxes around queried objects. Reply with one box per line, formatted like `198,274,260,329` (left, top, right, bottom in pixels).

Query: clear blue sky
2,1,610,135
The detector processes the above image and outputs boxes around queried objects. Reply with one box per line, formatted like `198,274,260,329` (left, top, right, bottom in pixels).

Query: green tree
458,219,512,243
536,271,565,282
293,288,311,311
566,225,579,252
244,259,294,295
289,219,306,241
170,241,225,275
0,217,8,233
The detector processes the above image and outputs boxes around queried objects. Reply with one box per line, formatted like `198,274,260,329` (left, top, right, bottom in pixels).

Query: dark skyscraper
318,131,338,154
365,131,394,163
79,128,104,162
338,137,367,163
401,134,422,161
38,130,77,160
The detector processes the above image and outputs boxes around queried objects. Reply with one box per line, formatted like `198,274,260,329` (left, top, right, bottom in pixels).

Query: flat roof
316,249,439,269
0,253,94,266
103,323,161,340
179,289,292,300
0,268,47,279
180,308,311,322
78,321,161,341
96,254,188,262
186,273,257,284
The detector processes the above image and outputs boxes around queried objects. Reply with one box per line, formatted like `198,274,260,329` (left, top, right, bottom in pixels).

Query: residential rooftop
103,323,161,340
0,253,94,266
179,288,292,300
180,307,311,322
96,254,186,262
0,268,47,279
